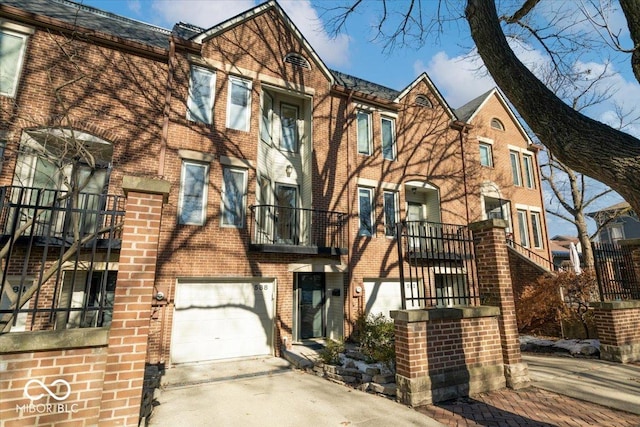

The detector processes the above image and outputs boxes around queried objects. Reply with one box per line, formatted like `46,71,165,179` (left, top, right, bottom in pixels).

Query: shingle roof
453,89,493,122
0,0,171,50
331,69,400,101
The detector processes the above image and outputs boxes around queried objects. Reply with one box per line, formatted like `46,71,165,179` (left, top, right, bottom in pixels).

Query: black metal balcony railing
249,205,347,254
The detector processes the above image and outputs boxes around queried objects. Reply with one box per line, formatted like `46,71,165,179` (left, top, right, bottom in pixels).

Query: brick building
0,0,550,379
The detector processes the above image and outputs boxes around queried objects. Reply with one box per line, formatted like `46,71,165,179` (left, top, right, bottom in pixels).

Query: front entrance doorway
298,272,324,339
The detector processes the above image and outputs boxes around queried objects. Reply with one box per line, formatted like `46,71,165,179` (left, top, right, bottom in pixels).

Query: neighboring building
588,201,639,244
0,0,551,369
549,235,582,270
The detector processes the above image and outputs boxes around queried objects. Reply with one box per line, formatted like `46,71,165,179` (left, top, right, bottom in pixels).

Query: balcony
0,186,125,247
403,221,475,261
249,205,348,255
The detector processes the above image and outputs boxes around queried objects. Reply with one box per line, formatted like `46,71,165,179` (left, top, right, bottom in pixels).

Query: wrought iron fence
506,238,555,271
249,205,347,251
0,186,125,333
592,242,640,301
397,221,479,308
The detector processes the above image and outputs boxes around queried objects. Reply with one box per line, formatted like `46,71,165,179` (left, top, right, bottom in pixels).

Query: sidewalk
418,354,640,427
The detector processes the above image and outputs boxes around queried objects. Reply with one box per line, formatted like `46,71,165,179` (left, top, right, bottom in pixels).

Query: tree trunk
465,0,640,216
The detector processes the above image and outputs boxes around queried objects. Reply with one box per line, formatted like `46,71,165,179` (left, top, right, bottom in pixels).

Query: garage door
171,278,275,364
364,279,423,318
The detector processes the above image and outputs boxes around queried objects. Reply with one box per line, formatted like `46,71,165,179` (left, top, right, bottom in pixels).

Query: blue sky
80,0,636,238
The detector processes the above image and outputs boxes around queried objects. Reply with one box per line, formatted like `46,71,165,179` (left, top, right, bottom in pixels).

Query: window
280,103,298,151
517,209,529,247
274,183,298,243
284,52,310,69
261,92,273,143
484,197,508,220
0,29,28,98
227,77,251,131
58,270,117,329
530,211,543,248
491,118,504,131
609,224,624,243
479,142,493,167
178,161,209,225
381,117,396,160
221,166,246,228
522,154,535,189
383,191,398,237
186,65,216,124
356,110,372,155
358,187,374,236
415,95,432,108
510,151,522,186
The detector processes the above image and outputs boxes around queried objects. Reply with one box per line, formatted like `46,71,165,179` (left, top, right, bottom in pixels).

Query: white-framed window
358,186,374,237
261,91,273,143
381,116,396,160
517,209,529,247
178,160,209,225
383,190,398,237
491,118,505,131
221,166,247,228
609,224,624,243
280,103,298,152
530,211,543,248
186,65,216,124
479,142,493,167
226,76,252,131
356,110,372,155
0,29,28,98
510,150,522,186
522,154,535,189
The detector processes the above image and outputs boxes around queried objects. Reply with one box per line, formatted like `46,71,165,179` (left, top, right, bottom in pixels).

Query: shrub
318,339,344,365
355,313,395,370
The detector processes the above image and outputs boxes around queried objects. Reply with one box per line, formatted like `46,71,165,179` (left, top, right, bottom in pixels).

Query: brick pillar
469,219,529,389
393,314,430,406
99,177,169,426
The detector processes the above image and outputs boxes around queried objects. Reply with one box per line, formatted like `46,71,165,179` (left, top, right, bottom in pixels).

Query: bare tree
324,1,640,221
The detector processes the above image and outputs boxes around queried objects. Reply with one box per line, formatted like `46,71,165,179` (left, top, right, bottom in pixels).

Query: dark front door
298,273,324,339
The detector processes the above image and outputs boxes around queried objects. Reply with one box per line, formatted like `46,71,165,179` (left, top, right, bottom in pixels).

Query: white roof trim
394,73,456,119
193,0,334,85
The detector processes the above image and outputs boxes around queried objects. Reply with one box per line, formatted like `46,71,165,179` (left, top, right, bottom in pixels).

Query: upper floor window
479,142,493,167
0,29,29,98
358,186,374,237
178,160,209,225
491,118,505,131
221,166,247,228
415,94,432,108
284,52,310,70
280,103,298,152
227,76,251,131
510,150,522,186
522,154,535,189
356,110,372,155
517,209,529,247
383,190,398,237
186,65,216,124
530,211,543,248
381,116,396,160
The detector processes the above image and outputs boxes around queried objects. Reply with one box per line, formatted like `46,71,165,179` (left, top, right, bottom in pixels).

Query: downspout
158,35,176,178
455,121,471,225
345,89,354,336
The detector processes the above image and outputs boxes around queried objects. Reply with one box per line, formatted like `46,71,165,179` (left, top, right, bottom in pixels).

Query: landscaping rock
579,345,599,357
365,367,381,376
369,382,397,396
373,374,395,384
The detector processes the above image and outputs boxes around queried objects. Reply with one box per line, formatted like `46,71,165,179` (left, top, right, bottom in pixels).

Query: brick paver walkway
417,387,640,427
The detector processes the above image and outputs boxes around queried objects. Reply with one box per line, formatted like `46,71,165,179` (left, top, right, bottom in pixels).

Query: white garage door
364,279,423,319
171,279,275,364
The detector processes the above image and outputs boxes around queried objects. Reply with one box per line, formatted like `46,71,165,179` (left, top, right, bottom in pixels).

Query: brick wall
592,302,640,362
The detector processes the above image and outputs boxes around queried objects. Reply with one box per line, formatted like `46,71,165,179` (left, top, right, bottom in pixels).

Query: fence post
468,219,529,389
98,176,170,426
591,239,640,363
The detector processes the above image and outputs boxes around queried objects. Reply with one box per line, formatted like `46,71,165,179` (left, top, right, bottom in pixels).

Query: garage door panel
171,279,275,364
364,280,423,318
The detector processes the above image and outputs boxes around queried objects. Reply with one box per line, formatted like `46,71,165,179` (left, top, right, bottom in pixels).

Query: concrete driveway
147,357,444,427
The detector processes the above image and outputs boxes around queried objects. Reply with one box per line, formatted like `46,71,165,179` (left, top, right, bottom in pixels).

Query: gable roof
331,70,400,101
454,87,534,145
190,0,333,84
394,73,456,119
0,0,171,50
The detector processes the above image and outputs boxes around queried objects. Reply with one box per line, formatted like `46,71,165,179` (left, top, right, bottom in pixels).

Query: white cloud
127,0,141,15
414,51,494,108
151,0,256,29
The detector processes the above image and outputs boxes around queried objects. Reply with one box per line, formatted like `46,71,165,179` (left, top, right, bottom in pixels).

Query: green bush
355,313,395,369
318,339,344,365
